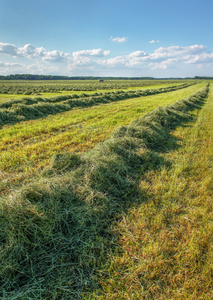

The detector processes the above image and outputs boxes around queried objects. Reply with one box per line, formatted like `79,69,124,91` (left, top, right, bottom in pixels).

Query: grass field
90,84,213,299
0,81,186,103
0,80,212,299
0,79,193,99
0,82,203,197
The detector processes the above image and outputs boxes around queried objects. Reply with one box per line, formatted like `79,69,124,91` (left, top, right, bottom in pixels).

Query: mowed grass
0,82,184,103
0,83,205,196
0,83,209,299
91,84,213,299
0,83,203,171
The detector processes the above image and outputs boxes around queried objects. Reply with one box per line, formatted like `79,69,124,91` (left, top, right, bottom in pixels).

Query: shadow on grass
0,86,208,299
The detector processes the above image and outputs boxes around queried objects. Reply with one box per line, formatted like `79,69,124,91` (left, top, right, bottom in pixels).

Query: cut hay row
0,83,192,126
93,83,213,299
0,84,208,299
0,83,190,108
0,79,192,95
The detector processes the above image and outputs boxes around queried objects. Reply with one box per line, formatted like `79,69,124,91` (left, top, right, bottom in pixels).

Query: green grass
0,81,188,103
0,83,210,299
0,83,191,126
0,83,204,197
0,79,193,95
90,84,213,299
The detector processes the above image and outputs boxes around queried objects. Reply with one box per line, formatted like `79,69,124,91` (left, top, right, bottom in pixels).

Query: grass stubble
0,82,211,299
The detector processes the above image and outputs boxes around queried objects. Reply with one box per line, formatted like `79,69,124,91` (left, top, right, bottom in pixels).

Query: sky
0,0,213,78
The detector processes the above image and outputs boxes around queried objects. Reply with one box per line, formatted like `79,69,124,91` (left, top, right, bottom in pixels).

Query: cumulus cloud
160,44,206,54
0,42,70,63
0,62,22,68
0,42,38,57
69,48,110,71
101,56,126,66
0,42,18,56
68,57,93,72
111,36,128,43
128,51,148,58
149,58,178,70
150,45,207,61
149,40,160,44
73,48,110,57
1,41,213,76
42,50,70,63
18,44,45,58
185,52,213,64
0,61,28,75
98,44,213,72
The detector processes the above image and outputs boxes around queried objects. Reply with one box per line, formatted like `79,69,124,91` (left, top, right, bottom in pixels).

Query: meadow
91,83,213,299
0,79,212,299
0,79,192,96
0,81,199,196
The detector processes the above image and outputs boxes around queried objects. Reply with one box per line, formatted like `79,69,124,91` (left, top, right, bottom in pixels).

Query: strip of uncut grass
0,83,205,196
0,85,208,299
91,85,213,299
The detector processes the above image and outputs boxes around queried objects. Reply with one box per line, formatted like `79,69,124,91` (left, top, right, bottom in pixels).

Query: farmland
0,81,200,196
0,79,192,96
0,79,212,299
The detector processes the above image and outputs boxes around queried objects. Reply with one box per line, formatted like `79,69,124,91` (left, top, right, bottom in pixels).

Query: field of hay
0,81,201,196
0,79,212,299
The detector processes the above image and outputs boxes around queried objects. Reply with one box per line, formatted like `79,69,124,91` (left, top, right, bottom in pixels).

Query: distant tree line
0,74,157,80
0,74,91,80
0,74,212,81
194,76,213,80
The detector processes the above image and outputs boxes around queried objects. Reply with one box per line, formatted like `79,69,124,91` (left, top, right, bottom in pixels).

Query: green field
0,80,190,105
0,80,212,299
0,82,202,196
91,84,213,300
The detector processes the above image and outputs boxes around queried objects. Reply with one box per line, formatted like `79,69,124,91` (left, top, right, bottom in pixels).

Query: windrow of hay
0,84,208,299
0,79,191,95
0,83,192,126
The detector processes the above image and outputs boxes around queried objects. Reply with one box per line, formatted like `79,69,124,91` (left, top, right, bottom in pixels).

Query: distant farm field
0,79,212,299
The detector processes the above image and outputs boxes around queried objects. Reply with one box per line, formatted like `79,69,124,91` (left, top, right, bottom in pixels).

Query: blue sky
0,0,213,77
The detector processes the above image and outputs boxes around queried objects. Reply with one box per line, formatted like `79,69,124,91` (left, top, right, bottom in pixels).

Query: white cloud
149,58,178,70
185,52,213,64
0,42,70,63
1,41,213,76
128,51,148,58
68,57,92,71
98,44,213,72
73,48,110,57
0,42,18,56
69,48,110,71
0,62,22,68
149,40,160,44
18,44,45,58
42,50,70,63
0,61,29,75
111,36,128,43
101,56,126,66
150,45,207,61
126,51,149,66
